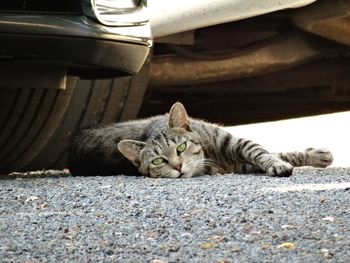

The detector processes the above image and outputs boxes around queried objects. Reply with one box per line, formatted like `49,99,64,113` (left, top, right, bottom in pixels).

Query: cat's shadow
0,170,72,180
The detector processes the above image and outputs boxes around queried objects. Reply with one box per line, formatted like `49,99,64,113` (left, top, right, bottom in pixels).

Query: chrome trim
82,0,148,27
0,14,152,46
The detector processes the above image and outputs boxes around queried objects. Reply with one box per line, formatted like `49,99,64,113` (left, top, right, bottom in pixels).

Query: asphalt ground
0,167,349,263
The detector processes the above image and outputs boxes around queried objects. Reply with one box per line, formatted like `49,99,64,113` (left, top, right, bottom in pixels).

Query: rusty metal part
149,35,322,86
292,0,350,46
142,58,350,125
151,59,350,94
155,31,195,45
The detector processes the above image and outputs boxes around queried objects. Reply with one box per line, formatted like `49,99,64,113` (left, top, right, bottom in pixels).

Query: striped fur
68,102,333,177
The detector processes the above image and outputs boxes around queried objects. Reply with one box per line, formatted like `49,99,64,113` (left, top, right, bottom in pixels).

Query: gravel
0,167,349,262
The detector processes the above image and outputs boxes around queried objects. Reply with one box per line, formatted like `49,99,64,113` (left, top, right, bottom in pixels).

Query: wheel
0,60,150,174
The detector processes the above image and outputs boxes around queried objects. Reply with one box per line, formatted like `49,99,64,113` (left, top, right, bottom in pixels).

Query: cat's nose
174,164,182,171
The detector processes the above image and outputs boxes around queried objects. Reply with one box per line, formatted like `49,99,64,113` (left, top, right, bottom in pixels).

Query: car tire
0,60,150,174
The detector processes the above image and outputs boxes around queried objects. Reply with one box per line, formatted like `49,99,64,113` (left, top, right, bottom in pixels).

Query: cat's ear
168,102,191,131
117,140,146,166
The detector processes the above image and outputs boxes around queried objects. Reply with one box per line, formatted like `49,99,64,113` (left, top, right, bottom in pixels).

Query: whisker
183,158,219,174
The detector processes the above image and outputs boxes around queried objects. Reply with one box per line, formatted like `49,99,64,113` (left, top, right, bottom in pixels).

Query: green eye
177,142,187,153
152,157,165,165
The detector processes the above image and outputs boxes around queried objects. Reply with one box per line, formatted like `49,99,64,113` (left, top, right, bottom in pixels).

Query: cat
67,102,333,178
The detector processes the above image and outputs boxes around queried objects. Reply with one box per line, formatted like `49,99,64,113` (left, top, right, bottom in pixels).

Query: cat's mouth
178,172,196,178
178,172,185,178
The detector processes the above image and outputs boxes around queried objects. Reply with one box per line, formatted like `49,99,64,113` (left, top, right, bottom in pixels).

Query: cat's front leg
233,137,293,176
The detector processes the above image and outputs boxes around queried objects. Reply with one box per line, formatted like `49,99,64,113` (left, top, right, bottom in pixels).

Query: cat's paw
266,161,294,177
306,148,333,168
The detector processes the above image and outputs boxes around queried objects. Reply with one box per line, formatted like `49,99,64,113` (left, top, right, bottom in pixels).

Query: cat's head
118,102,205,178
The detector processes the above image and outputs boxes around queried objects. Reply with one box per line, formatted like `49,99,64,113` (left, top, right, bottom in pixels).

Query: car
0,0,151,173
142,0,350,124
2,0,350,173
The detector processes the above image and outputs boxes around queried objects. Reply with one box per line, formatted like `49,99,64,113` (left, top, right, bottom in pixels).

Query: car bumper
0,14,152,76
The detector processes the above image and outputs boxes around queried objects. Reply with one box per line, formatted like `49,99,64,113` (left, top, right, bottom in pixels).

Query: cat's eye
177,142,187,154
152,157,165,165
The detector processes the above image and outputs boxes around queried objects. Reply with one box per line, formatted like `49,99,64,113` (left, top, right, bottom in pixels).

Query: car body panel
149,0,317,37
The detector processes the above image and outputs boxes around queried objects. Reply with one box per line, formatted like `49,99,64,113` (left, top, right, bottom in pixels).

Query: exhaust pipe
149,35,322,86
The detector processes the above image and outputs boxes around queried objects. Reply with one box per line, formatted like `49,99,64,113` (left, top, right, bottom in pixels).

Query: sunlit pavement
226,111,350,167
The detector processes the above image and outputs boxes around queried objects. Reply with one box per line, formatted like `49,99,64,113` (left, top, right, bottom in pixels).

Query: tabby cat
67,102,333,177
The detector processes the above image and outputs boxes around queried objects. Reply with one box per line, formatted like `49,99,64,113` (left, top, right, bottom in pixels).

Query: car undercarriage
141,0,350,124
